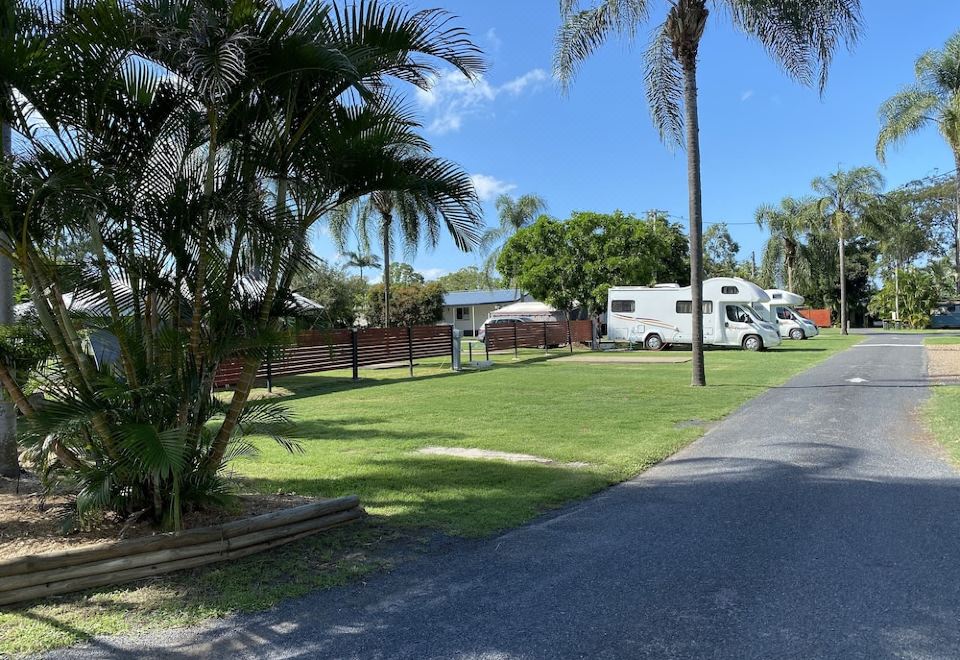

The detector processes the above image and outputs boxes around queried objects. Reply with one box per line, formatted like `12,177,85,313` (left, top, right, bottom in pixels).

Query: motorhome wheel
644,334,664,351
789,328,805,341
742,335,762,352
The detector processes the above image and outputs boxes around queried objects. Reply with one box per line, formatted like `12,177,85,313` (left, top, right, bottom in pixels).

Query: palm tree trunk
953,155,960,294
382,216,391,328
681,54,706,386
838,232,848,335
0,120,15,478
894,261,900,322
785,239,796,293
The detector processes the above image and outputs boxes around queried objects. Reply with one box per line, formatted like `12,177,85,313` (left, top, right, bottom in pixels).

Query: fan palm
481,193,547,283
755,196,816,293
812,166,884,334
876,30,960,292
555,0,862,385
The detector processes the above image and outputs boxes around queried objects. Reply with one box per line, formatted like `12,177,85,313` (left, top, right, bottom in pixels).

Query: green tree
703,223,740,278
342,251,382,281
756,196,816,292
293,263,368,329
481,193,547,282
555,0,861,385
0,0,484,528
365,281,445,327
388,262,425,286
433,266,501,291
812,166,884,334
869,267,939,329
877,30,960,291
497,211,688,314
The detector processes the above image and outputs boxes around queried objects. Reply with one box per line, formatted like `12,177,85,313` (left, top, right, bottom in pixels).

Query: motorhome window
611,300,635,313
772,293,782,299
777,307,792,320
678,301,712,314
721,286,739,294
726,305,750,323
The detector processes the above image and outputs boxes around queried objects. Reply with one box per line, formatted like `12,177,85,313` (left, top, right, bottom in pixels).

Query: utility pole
0,120,17,478
750,251,756,279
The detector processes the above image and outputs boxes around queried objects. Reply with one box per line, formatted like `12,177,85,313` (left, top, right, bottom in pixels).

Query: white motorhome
606,278,782,351
757,290,819,340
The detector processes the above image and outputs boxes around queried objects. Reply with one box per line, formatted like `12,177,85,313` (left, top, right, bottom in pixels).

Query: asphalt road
50,332,960,659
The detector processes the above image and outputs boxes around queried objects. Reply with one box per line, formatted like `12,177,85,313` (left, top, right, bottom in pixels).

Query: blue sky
315,0,960,282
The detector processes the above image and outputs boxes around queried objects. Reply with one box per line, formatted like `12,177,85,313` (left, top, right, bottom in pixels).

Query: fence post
513,321,519,360
266,347,273,393
591,317,599,351
407,326,414,378
485,334,489,361
543,321,548,351
567,316,574,354
351,328,359,381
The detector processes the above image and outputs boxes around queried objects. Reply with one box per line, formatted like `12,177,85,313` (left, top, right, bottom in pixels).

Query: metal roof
443,288,526,307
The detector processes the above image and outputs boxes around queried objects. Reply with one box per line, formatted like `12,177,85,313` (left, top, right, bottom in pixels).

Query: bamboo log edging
0,496,363,607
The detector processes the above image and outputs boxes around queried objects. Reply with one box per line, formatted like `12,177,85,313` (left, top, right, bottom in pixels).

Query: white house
441,288,533,337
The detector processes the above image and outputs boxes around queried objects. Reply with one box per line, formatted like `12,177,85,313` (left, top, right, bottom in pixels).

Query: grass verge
1,329,858,655
923,335,960,464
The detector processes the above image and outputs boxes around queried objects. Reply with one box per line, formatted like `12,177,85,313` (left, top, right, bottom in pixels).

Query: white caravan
757,290,819,340
606,278,782,351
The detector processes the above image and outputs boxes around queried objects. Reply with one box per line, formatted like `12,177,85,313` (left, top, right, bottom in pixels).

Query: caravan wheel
644,334,664,351
789,328,805,341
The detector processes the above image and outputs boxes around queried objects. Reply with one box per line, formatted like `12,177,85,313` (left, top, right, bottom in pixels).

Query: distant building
441,288,533,336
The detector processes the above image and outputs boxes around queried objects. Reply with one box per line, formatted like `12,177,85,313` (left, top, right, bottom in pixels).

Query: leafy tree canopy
366,282,444,327
497,211,688,313
389,262,425,286
433,266,501,291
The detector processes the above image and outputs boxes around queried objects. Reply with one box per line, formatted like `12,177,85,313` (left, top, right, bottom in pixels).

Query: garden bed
0,476,318,562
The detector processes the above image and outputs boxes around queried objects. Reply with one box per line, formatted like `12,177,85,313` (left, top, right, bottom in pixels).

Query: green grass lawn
0,329,859,655
923,335,960,463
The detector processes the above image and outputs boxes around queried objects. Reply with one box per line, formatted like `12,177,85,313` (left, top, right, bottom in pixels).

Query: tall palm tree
334,166,482,327
812,166,884,334
342,250,381,280
555,0,862,386
877,30,960,292
0,119,14,479
481,193,547,282
755,196,816,293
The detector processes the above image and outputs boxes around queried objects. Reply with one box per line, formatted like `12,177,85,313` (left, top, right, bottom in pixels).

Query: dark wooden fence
214,325,454,388
484,320,594,358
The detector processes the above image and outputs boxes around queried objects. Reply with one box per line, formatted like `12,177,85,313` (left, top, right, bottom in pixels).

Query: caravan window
721,286,739,295
611,300,635,313
677,301,714,314
776,307,793,321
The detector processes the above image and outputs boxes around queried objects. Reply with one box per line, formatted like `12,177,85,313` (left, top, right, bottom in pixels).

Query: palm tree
342,250,382,280
812,166,884,334
0,119,14,479
555,0,862,386
755,196,816,293
0,0,487,527
877,30,960,292
481,193,547,282
334,165,482,328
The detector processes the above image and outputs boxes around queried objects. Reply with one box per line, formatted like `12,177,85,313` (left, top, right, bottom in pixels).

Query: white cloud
740,90,755,102
416,67,549,135
470,174,517,203
420,267,450,280
485,28,502,53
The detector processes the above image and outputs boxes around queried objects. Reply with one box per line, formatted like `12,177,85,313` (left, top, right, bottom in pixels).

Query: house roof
443,288,525,307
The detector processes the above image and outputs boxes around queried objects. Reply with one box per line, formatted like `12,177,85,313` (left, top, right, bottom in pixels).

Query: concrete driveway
50,332,960,659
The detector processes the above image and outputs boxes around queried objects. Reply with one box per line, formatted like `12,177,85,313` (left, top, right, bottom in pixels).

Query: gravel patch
417,446,589,468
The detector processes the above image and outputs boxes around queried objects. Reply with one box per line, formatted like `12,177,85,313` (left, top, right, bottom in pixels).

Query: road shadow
53,442,960,659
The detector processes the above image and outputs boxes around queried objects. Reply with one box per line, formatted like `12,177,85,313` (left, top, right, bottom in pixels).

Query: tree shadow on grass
49,442,960,659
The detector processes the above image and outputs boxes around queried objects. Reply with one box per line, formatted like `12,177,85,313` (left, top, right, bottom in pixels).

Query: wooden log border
0,495,363,607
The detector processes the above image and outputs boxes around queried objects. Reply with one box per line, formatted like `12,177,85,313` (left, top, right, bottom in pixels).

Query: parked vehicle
931,302,960,329
477,316,533,343
606,278,782,351
756,290,820,340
